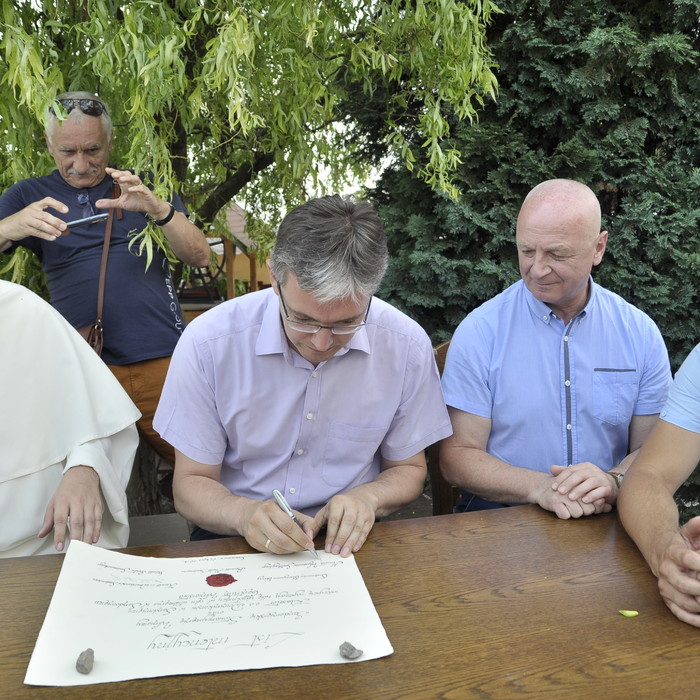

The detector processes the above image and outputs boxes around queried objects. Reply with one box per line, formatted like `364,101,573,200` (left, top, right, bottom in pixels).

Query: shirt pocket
593,369,639,426
321,423,386,487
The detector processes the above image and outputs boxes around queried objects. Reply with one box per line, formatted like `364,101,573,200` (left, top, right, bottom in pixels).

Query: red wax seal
206,573,236,587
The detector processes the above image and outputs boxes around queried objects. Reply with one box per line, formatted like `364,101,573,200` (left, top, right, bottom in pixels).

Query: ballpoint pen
272,489,320,558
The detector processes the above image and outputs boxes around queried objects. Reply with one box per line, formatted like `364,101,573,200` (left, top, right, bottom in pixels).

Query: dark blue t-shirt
0,170,186,365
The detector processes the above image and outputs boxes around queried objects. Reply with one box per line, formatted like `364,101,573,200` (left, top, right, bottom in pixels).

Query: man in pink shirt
154,195,451,557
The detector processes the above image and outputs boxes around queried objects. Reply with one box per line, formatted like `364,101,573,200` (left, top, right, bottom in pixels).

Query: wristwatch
609,471,624,488
148,203,176,226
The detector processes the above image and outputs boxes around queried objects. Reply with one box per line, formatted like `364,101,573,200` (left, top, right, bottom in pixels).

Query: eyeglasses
278,286,371,335
49,98,109,117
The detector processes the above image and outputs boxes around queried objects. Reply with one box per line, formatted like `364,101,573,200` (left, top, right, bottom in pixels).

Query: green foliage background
0,0,499,294
372,0,700,517
0,0,497,233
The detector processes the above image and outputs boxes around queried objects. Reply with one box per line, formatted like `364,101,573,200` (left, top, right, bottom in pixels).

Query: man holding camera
0,91,210,465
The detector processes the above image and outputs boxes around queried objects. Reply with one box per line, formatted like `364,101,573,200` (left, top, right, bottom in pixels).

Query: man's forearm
344,462,426,519
173,472,254,536
618,469,682,575
441,444,551,505
159,214,211,267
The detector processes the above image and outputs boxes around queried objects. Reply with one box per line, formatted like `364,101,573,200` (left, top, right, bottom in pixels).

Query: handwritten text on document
25,541,393,686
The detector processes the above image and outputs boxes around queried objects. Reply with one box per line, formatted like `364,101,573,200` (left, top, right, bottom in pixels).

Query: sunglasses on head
49,98,108,117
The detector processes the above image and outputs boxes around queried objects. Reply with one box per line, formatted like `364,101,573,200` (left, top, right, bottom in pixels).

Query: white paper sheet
25,541,393,686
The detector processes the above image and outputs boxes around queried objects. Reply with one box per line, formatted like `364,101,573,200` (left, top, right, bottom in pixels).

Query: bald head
518,179,602,244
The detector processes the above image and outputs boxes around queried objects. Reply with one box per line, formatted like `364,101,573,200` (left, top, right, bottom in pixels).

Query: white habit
0,281,140,556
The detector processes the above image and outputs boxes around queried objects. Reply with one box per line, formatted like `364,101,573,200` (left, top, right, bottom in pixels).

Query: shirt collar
256,290,290,357
523,276,597,325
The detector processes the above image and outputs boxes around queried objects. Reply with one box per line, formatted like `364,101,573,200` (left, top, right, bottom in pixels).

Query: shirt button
566,424,572,430
565,380,571,387
312,371,318,378
289,488,296,494
543,315,548,321
296,448,304,455
564,335,569,342
306,412,313,420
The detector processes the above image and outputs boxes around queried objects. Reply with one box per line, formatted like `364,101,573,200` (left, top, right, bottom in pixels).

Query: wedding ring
264,538,271,549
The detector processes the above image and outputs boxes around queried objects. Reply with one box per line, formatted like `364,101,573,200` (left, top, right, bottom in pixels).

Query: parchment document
25,541,393,686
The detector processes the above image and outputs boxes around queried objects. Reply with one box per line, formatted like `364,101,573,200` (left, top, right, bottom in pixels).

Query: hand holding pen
272,489,319,558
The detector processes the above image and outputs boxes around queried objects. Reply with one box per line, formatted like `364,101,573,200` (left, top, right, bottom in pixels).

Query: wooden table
2,506,698,699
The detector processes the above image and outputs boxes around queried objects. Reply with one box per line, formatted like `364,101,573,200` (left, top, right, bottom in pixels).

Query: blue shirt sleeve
660,344,700,434
633,314,672,416
441,311,494,419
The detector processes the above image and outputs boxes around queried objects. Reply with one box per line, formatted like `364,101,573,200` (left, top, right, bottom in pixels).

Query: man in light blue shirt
155,195,451,556
441,179,671,518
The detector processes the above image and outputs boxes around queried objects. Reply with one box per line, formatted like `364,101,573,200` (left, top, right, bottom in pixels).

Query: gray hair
270,195,388,303
46,91,112,141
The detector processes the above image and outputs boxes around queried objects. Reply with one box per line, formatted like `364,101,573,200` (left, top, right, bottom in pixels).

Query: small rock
339,641,363,660
76,648,94,674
